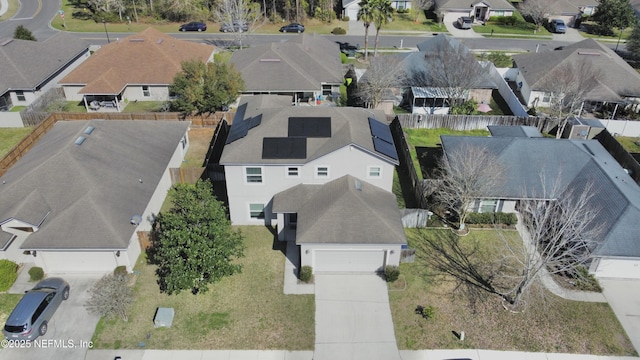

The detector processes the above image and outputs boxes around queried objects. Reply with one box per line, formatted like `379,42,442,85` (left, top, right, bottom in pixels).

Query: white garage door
314,250,385,273
594,259,640,279
347,6,359,20
39,251,118,274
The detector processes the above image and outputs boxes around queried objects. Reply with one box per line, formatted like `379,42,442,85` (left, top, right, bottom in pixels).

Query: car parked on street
179,21,207,32
279,23,305,33
220,21,249,32
3,278,70,341
549,19,566,33
457,16,473,29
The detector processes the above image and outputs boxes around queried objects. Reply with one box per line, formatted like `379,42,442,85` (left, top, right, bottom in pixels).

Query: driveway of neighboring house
600,279,640,354
314,274,401,360
2,275,101,360
551,26,584,42
443,13,484,38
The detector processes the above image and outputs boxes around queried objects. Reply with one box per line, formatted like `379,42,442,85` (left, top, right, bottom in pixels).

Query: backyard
390,228,637,355
0,127,33,158
91,226,315,350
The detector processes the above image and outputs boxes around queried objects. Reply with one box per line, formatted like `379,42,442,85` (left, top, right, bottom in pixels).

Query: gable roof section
220,100,399,165
272,175,406,245
440,135,640,257
59,28,215,95
230,34,343,92
0,33,89,94
0,120,190,250
488,125,542,138
512,39,640,101
435,0,514,11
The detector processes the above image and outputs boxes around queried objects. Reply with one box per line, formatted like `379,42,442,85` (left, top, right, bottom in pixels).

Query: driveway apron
600,279,640,353
314,274,401,360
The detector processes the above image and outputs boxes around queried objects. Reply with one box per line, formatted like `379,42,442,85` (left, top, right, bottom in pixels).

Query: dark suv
3,278,70,341
179,21,207,32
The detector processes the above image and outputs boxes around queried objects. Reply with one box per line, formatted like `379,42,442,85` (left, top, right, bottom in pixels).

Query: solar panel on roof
225,119,251,144
373,137,398,160
288,117,331,138
249,114,262,129
262,137,307,159
368,117,394,144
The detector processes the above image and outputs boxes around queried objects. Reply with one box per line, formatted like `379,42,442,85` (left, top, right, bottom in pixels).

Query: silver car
3,278,70,340
457,16,473,29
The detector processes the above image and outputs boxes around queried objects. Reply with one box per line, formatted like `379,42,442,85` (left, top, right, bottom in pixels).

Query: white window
479,200,498,213
245,167,263,183
315,166,329,178
249,203,265,219
16,91,25,102
142,86,151,97
287,167,300,178
368,166,382,178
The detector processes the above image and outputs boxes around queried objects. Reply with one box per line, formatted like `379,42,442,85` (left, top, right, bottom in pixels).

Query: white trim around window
142,85,151,97
367,165,382,179
244,166,263,184
249,203,265,220
286,166,300,178
315,165,329,179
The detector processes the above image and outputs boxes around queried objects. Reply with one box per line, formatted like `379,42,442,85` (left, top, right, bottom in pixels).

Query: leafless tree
412,0,433,22
85,274,134,322
213,0,262,49
434,142,506,230
499,177,603,306
518,0,553,32
537,58,603,138
358,55,408,108
410,38,488,108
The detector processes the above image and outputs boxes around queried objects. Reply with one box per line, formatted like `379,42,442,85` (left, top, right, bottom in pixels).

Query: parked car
549,19,566,34
457,16,473,29
220,21,249,32
279,23,305,33
179,21,207,32
3,278,70,341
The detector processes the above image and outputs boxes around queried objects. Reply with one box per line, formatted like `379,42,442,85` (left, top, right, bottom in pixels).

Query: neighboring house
219,95,404,273
229,34,343,104
342,0,411,19
434,0,515,21
0,33,90,111
440,129,640,279
59,28,215,112
512,39,640,109
547,0,598,26
0,120,190,274
388,35,496,114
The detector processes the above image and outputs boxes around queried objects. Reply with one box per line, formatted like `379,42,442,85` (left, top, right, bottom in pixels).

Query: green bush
114,265,128,277
332,27,346,35
466,212,517,225
342,16,350,21
491,15,519,26
527,107,537,116
573,265,602,292
28,266,44,282
486,52,512,67
415,305,435,319
384,265,400,282
0,260,18,291
299,266,313,283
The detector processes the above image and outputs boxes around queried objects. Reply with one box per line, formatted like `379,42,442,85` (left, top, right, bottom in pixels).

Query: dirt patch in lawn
183,128,214,168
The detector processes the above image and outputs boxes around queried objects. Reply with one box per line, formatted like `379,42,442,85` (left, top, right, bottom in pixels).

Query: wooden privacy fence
169,167,205,184
390,117,430,209
397,114,557,133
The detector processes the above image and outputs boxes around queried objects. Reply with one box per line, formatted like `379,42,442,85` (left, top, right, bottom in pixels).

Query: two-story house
219,96,406,273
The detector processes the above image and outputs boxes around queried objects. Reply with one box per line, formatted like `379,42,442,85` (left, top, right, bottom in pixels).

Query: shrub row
466,212,517,225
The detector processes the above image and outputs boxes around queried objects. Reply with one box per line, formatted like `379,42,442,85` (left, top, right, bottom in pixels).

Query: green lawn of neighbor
0,127,33,158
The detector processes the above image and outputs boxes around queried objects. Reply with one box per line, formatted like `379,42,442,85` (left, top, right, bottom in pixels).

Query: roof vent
259,58,281,62
75,136,86,145
129,38,144,42
624,168,633,176
355,179,362,191
84,126,95,135
1,39,13,46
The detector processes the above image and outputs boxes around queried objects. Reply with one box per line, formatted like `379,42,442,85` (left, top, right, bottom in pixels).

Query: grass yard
616,136,640,154
182,128,214,168
121,101,166,113
91,226,315,350
383,11,446,32
579,22,632,41
0,294,23,328
390,229,636,355
0,0,19,21
0,127,33,158
473,13,551,38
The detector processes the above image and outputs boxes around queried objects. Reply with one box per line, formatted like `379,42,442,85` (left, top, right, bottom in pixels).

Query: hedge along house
59,28,215,112
440,127,640,279
0,120,189,274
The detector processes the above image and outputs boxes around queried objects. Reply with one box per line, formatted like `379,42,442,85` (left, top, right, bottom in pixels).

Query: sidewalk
0,0,8,17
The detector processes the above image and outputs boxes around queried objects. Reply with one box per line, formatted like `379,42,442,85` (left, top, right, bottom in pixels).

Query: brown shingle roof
59,28,215,95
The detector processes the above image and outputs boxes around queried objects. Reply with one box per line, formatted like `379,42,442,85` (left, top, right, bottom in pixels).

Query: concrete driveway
314,274,401,360
443,13,484,38
600,279,640,353
0,275,101,360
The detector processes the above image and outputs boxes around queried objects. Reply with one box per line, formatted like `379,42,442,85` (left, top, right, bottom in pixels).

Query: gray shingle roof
488,125,542,138
272,175,406,245
220,99,399,165
0,32,89,94
512,39,640,101
440,135,640,257
0,120,190,250
230,34,343,93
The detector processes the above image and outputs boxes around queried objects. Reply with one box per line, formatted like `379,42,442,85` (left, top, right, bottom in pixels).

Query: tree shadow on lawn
415,147,441,179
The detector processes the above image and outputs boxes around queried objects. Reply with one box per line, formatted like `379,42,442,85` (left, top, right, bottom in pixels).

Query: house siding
225,146,396,225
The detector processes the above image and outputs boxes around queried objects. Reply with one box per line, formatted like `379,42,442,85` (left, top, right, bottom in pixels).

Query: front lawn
616,136,640,154
0,127,33,158
390,228,636,355
91,226,315,350
383,11,446,32
473,12,551,37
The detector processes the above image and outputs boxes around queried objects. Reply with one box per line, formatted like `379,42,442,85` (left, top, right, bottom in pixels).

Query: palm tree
357,0,374,62
371,0,393,57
